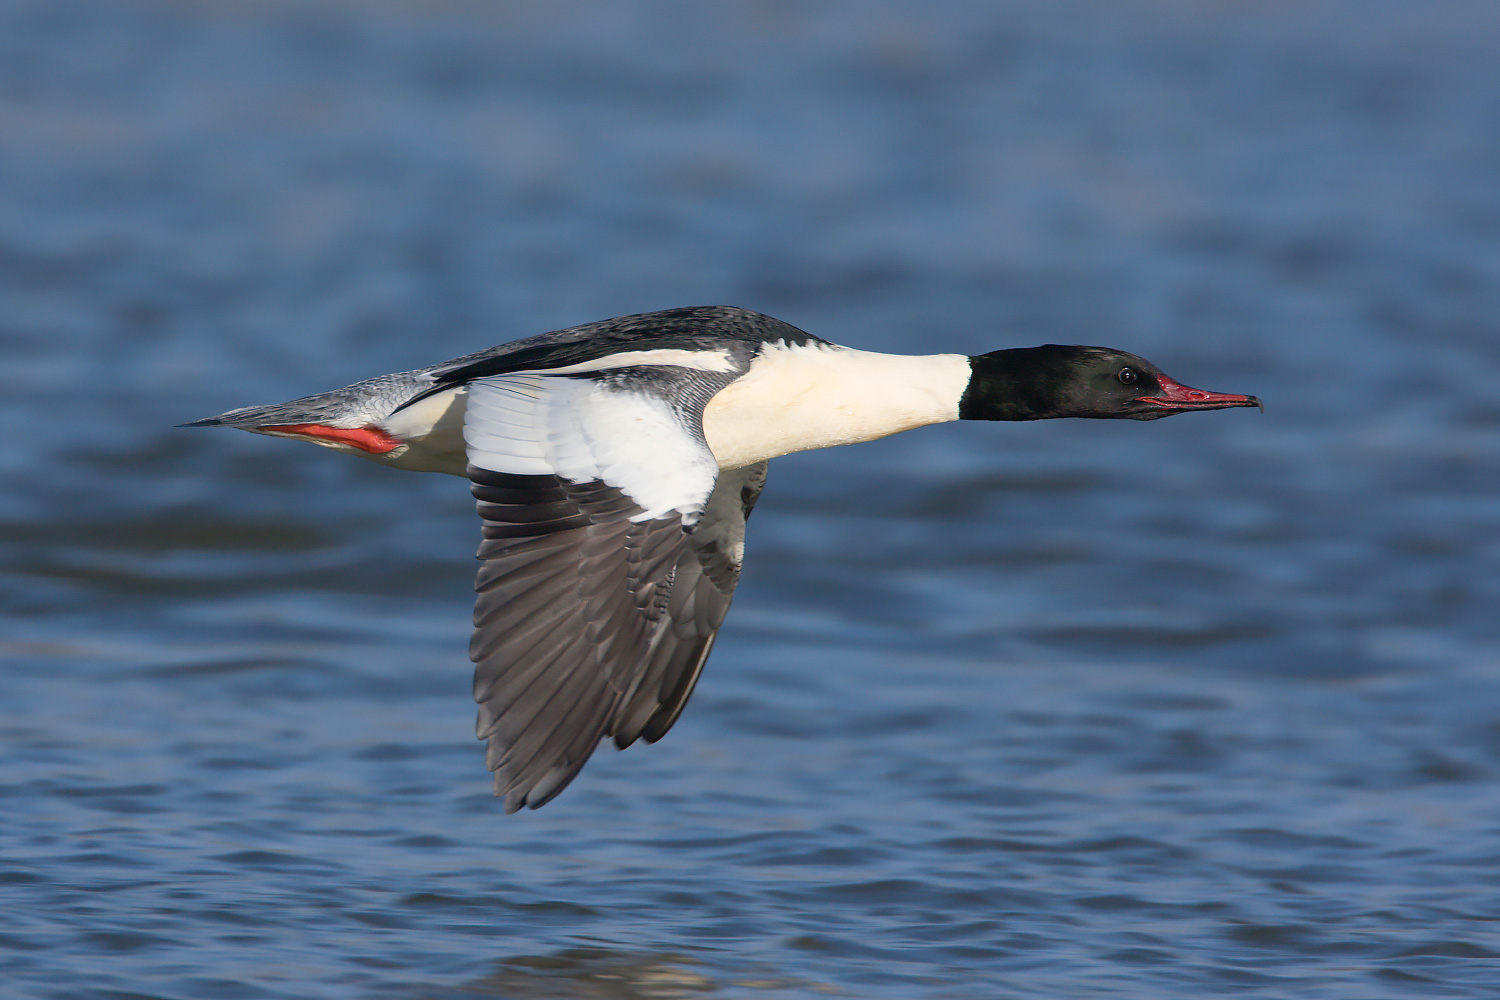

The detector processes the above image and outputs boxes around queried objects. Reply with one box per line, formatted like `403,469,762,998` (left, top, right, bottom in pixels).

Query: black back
431,306,827,387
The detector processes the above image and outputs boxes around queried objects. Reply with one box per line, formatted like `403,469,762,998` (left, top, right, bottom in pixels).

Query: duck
184,305,1260,811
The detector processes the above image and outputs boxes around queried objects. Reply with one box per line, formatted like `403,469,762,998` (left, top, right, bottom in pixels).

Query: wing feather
462,371,758,811
614,461,767,749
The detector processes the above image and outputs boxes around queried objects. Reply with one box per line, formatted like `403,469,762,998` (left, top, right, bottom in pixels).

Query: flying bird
185,306,1259,811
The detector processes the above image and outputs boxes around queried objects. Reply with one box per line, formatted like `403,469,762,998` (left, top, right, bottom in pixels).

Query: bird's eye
1117,368,1138,385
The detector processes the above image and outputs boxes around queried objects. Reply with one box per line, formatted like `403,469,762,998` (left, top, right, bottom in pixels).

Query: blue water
4,2,1500,997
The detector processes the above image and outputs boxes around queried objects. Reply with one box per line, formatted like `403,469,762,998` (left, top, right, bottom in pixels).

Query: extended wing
463,367,762,811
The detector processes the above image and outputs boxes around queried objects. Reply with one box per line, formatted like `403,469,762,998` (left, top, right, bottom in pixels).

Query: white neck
702,342,971,470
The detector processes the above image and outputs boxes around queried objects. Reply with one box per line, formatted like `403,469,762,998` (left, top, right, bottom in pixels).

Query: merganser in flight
185,305,1259,811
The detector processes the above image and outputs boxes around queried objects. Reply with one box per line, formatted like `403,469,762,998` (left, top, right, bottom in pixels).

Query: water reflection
468,948,724,999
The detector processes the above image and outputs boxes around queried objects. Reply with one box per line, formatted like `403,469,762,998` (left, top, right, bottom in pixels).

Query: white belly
375,344,970,477
378,386,470,475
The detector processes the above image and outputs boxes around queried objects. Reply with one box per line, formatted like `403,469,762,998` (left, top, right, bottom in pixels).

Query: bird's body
186,305,1258,811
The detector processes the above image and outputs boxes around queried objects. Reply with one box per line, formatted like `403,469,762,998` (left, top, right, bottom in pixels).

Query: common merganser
185,305,1259,811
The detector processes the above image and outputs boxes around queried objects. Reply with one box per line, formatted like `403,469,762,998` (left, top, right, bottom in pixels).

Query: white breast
701,342,971,470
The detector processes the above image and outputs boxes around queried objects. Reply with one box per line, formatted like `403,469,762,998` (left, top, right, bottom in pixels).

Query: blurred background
3,2,1498,998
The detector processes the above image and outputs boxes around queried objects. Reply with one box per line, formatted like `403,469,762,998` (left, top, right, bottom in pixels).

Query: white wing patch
464,375,719,523
511,348,738,376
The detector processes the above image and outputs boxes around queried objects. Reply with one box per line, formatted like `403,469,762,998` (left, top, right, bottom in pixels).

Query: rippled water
4,2,1500,997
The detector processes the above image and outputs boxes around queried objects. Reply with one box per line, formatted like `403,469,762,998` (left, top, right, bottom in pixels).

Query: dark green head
960,345,1260,422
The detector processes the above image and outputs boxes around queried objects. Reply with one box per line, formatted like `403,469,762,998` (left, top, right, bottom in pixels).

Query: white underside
376,386,470,474
364,341,971,480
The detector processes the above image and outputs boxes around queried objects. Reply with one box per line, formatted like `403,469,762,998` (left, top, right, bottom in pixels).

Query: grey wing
463,372,756,811
611,460,768,749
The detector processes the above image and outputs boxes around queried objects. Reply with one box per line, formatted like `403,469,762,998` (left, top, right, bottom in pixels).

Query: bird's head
961,345,1261,421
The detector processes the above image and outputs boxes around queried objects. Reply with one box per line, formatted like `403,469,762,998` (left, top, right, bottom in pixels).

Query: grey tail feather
175,400,321,429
